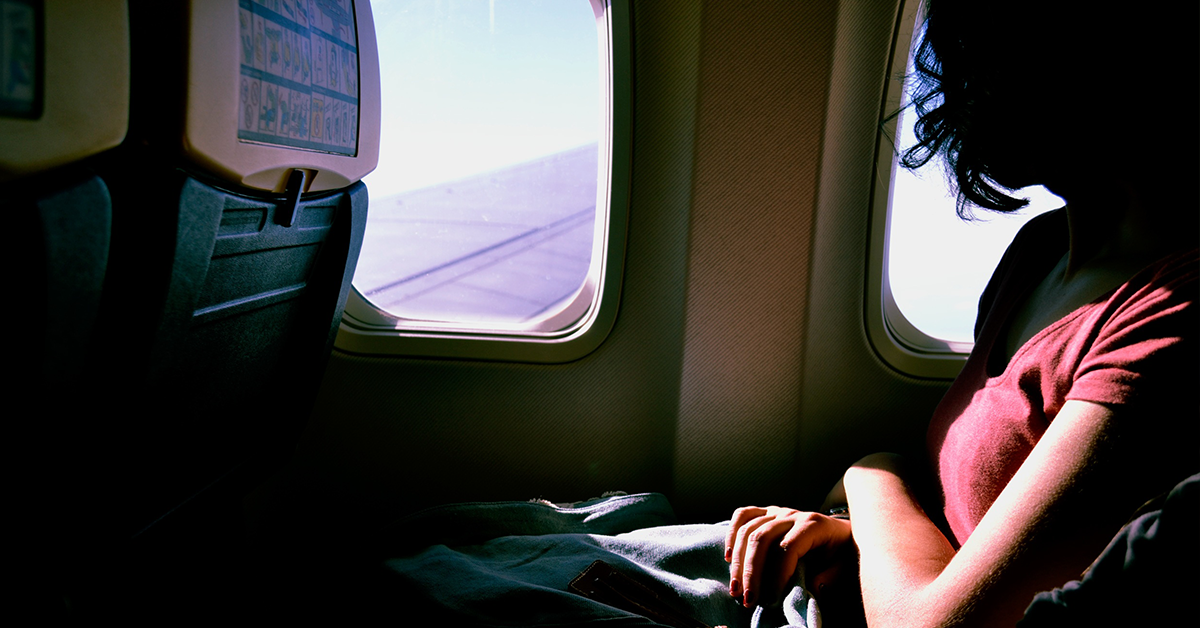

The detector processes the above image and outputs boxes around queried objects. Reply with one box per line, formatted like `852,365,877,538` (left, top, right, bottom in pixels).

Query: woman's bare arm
845,399,1156,628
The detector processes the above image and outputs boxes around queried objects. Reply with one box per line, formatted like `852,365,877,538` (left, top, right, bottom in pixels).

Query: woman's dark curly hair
898,2,1028,217
896,1,1198,219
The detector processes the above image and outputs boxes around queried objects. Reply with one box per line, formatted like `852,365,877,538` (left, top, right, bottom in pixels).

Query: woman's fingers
737,516,797,607
725,506,768,562
725,507,854,609
728,506,801,606
728,512,774,599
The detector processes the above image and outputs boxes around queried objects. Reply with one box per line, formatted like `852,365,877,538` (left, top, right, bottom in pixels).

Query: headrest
0,0,129,181
182,0,380,193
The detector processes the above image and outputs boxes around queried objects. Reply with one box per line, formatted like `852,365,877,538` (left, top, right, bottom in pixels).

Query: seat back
66,0,379,616
95,0,379,524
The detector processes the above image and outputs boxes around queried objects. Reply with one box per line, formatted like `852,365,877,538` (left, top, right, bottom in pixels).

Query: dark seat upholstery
1019,474,1200,627
16,0,378,617
83,166,367,617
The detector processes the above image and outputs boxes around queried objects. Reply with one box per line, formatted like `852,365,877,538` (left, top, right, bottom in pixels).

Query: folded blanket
381,493,820,628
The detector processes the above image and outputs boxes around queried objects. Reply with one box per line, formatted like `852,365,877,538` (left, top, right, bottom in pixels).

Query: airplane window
336,0,626,362
354,0,601,327
868,4,1064,378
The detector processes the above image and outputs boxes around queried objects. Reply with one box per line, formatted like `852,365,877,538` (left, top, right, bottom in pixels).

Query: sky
364,0,601,200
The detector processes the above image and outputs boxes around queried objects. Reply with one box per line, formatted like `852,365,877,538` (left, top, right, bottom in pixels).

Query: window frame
865,0,971,379
334,0,630,363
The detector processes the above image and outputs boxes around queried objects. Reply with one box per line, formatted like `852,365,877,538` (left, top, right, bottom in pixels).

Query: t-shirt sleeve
1067,249,1198,409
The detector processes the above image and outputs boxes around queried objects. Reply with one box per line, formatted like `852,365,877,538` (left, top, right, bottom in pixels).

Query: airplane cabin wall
794,0,950,509
291,0,952,525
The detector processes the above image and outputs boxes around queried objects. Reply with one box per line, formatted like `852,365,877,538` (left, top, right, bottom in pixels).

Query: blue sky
365,0,600,199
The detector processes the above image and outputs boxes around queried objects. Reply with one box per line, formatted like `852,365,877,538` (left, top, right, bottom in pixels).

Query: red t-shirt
925,209,1198,547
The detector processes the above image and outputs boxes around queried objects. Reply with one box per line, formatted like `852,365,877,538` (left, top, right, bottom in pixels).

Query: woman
724,2,1199,626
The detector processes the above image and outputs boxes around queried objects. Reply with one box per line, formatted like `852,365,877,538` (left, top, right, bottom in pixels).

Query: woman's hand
724,506,853,608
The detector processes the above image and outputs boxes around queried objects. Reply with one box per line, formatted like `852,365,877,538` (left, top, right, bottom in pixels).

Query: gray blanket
381,492,820,627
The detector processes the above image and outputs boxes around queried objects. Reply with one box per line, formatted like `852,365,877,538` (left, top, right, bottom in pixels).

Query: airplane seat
3,0,128,406
66,0,379,617
1020,472,1200,626
1,0,129,616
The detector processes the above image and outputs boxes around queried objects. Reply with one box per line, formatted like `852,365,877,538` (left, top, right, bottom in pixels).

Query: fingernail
743,590,756,608
724,547,731,562
730,578,741,598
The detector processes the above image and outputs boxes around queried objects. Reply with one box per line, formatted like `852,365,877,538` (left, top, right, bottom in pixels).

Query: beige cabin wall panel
291,0,705,516
795,0,951,507
673,0,838,518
